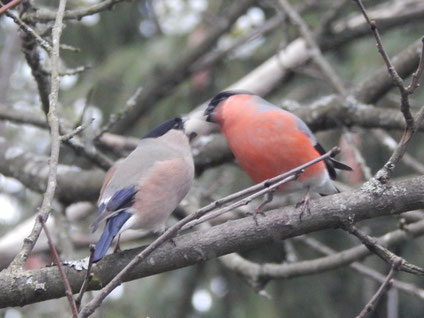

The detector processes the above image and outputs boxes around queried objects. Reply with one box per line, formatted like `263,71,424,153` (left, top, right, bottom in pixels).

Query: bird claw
160,227,177,247
249,192,274,225
296,188,312,220
245,209,265,226
113,239,121,254
296,197,311,220
169,237,177,247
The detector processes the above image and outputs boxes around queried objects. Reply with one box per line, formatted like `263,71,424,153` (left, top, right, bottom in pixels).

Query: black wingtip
314,142,352,179
329,158,353,171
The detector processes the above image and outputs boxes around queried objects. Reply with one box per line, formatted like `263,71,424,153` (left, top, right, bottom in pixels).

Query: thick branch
0,139,104,203
1,176,423,307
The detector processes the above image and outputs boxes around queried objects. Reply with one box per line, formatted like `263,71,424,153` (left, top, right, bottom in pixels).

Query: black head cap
204,90,252,122
142,117,184,139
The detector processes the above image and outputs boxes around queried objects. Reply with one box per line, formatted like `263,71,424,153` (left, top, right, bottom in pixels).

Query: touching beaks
188,131,198,141
180,116,199,141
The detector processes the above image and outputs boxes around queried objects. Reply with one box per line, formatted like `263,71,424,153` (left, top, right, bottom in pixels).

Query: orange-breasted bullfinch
204,90,351,199
91,117,195,262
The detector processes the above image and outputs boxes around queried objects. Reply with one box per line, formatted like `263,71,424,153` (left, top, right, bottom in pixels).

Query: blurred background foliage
1,0,424,317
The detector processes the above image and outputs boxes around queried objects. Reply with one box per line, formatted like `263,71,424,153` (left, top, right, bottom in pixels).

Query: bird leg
255,191,274,215
158,227,177,247
113,234,122,253
296,187,311,220
251,191,275,225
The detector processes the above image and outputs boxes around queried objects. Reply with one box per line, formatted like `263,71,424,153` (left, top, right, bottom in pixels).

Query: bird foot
160,227,177,247
296,194,311,220
113,236,122,254
244,208,266,226
250,192,274,225
169,237,177,247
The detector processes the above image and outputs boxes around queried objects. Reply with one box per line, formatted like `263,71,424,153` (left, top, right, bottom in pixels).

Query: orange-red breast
204,91,351,195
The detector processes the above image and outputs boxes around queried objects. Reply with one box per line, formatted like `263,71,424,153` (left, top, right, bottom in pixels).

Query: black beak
204,106,215,123
188,131,197,142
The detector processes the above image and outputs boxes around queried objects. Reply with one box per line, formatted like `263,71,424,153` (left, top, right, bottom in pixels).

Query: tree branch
24,0,130,22
356,260,399,318
8,0,67,269
0,139,104,203
297,235,424,301
1,176,423,307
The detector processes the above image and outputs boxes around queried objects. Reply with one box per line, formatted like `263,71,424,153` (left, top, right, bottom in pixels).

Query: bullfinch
204,90,351,200
91,117,195,262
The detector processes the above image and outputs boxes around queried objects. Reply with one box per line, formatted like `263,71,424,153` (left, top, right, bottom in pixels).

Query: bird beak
180,116,198,141
188,132,197,141
204,107,215,123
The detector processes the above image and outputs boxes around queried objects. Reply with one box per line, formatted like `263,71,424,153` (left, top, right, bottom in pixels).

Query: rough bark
1,176,423,308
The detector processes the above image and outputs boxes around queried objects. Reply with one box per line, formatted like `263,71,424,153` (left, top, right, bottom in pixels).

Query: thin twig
7,0,67,269
297,235,424,300
372,129,424,175
1,3,52,53
94,86,143,141
0,0,20,15
75,245,96,310
343,131,372,180
356,259,401,318
59,65,91,77
60,119,94,142
181,173,300,231
407,37,424,94
342,223,424,275
78,148,339,317
353,0,424,183
75,88,94,128
183,146,339,233
25,0,128,22
39,215,78,317
374,104,424,183
276,0,347,95
315,0,350,37
192,14,284,72
352,0,413,126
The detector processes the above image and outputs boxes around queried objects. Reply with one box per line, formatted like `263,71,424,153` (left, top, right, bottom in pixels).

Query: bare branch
0,138,104,203
374,104,424,183
276,0,347,95
342,223,424,275
297,236,424,301
60,119,94,142
373,129,424,175
407,37,424,93
353,0,414,126
182,148,338,231
8,0,68,269
2,5,52,53
75,245,95,310
0,0,21,15
25,0,130,22
94,87,143,141
356,260,400,318
39,215,78,317
1,176,424,307
78,148,338,317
